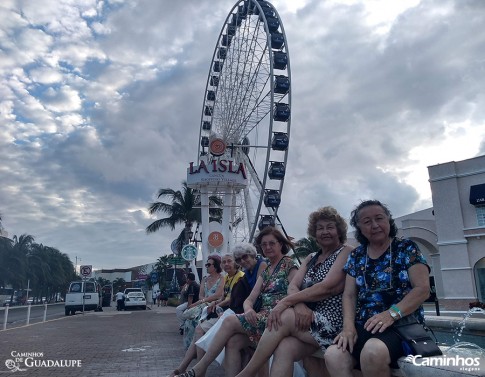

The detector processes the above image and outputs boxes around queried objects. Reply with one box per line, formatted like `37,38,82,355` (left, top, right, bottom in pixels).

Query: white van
65,280,102,316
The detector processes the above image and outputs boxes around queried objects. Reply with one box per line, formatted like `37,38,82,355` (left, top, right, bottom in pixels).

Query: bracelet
390,304,402,318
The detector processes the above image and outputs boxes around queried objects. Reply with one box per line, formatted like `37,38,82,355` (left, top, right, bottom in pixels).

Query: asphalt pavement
0,304,225,376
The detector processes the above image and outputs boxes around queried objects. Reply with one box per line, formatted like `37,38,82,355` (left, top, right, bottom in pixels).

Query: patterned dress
237,256,297,346
344,237,429,324
183,275,222,349
304,247,344,350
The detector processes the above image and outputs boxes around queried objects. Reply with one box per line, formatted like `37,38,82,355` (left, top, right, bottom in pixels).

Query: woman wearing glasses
325,200,430,377
234,206,353,377
170,253,245,377
175,226,298,377
183,255,224,349
233,243,267,290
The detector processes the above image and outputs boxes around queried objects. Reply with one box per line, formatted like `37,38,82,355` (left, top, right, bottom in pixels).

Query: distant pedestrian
160,288,169,307
115,289,125,311
175,273,200,334
152,290,158,306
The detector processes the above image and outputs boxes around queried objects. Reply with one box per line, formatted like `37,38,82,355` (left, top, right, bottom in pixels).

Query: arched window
474,257,485,302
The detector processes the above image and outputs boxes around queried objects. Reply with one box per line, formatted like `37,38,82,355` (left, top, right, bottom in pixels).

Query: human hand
266,301,287,331
333,328,357,353
293,303,313,331
364,311,393,334
244,307,258,326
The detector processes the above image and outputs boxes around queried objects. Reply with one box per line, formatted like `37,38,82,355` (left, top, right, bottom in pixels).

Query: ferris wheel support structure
188,0,292,271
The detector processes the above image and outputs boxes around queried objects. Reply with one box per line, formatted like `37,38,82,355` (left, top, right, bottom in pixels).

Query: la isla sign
188,159,247,179
187,159,248,188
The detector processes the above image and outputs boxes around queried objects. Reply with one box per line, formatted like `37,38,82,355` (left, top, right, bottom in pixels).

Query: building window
477,205,485,226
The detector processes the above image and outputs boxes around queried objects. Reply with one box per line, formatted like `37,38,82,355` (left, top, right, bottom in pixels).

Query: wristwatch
389,309,399,321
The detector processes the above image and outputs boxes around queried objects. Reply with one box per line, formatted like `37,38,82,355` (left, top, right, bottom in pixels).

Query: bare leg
359,339,391,377
303,356,329,377
269,337,319,377
223,334,252,377
236,309,318,377
195,326,206,361
170,325,205,376
324,344,355,377
179,315,247,377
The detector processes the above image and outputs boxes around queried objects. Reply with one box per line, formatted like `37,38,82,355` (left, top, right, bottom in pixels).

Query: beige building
349,154,485,310
427,154,485,309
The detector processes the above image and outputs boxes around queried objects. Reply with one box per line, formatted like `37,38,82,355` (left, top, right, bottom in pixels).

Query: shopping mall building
389,154,485,310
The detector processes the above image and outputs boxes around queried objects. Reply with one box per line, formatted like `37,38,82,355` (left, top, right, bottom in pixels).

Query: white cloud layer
1,0,484,269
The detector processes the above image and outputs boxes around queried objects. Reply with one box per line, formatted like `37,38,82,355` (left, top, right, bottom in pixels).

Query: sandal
167,370,180,377
175,369,195,377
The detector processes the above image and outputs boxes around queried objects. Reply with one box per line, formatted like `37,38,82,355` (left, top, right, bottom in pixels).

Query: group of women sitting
169,200,431,377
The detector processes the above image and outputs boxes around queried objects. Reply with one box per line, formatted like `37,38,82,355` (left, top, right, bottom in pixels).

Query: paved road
0,305,225,376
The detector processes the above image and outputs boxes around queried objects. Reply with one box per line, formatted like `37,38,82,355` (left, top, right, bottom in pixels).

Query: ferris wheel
197,0,291,244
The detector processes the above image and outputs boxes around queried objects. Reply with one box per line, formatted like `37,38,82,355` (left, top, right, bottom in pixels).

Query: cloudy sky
1,0,484,271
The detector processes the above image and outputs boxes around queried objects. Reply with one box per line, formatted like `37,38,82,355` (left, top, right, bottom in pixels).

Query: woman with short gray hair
232,243,267,289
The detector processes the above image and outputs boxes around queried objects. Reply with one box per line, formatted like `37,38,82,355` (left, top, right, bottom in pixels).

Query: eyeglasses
205,263,213,268
235,254,251,263
260,241,278,249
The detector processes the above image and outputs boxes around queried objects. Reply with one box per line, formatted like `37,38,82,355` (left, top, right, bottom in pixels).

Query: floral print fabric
237,256,297,346
344,237,429,324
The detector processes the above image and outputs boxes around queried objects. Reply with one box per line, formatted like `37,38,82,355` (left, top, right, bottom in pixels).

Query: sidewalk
0,304,224,376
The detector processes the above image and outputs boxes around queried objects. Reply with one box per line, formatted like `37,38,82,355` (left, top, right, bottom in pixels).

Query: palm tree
293,237,321,261
154,255,172,290
112,278,126,293
146,181,223,253
1,234,33,303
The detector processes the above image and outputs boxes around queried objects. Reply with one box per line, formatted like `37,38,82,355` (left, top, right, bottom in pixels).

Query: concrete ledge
425,315,485,332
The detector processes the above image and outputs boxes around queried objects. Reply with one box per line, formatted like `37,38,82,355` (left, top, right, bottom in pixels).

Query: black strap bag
392,315,442,358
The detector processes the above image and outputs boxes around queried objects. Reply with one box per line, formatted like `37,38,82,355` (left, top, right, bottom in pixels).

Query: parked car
123,288,143,295
123,291,146,310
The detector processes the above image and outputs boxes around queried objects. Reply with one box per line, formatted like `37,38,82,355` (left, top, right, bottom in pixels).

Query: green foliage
97,277,111,288
146,181,223,253
0,233,76,301
293,237,321,261
112,278,126,293
155,255,172,290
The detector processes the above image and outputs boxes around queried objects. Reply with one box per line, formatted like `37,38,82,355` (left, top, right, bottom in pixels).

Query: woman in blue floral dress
175,226,298,377
325,200,431,377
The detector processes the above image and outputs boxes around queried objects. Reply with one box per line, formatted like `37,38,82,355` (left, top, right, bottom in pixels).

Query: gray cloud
1,0,484,269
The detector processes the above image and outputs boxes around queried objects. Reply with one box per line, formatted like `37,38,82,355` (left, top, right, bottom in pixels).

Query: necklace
364,239,393,292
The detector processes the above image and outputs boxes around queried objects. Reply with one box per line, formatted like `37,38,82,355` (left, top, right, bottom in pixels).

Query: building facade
427,154,485,309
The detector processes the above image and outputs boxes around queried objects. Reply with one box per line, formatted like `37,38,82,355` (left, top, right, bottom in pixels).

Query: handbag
392,315,442,357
